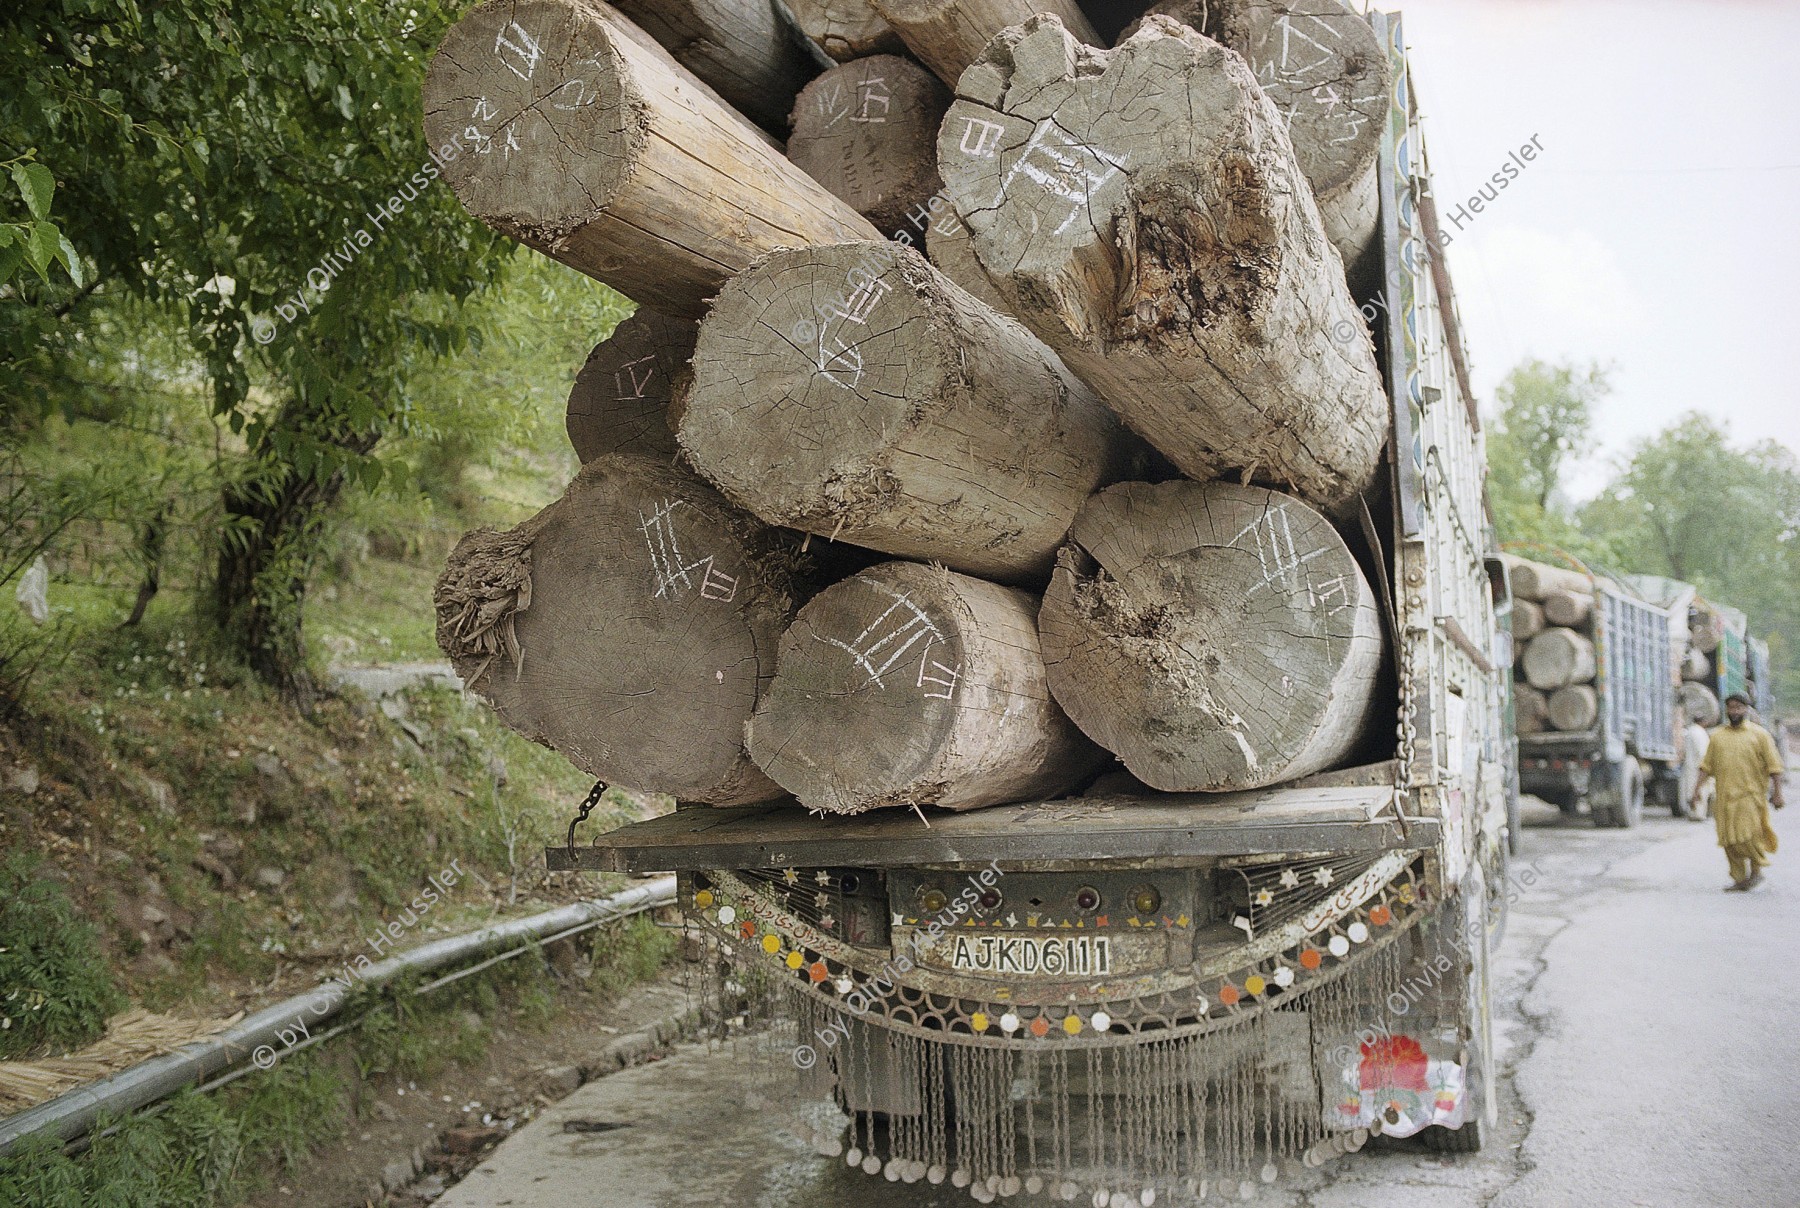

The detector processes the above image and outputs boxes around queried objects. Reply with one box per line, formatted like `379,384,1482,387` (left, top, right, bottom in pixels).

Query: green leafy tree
1581,414,1800,691
1485,358,1617,564
3,0,513,700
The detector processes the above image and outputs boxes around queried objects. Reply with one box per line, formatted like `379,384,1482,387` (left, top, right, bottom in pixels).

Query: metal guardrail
0,877,676,1157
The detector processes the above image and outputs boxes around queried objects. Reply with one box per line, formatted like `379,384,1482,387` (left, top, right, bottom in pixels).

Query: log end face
1043,479,1382,791
680,241,951,528
424,0,642,240
437,456,794,804
565,308,698,462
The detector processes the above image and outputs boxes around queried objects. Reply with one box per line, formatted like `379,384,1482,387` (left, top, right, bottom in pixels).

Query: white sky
1379,0,1800,497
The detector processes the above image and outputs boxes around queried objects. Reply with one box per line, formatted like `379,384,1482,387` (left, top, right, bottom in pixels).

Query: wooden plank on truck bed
546,783,1436,873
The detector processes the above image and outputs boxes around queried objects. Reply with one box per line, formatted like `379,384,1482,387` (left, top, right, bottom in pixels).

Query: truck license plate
906,930,1168,978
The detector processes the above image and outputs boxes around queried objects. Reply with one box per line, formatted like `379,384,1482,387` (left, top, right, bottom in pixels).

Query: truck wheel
1420,1120,1484,1152
1617,758,1645,828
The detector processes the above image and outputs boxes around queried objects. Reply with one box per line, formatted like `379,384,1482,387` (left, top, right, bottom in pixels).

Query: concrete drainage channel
0,877,679,1185
377,988,703,1205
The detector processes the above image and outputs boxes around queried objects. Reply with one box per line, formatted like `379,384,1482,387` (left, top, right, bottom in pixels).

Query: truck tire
1593,758,1644,829
1420,1119,1484,1152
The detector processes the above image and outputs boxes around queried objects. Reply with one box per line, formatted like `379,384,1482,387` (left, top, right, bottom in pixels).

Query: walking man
1691,693,1785,891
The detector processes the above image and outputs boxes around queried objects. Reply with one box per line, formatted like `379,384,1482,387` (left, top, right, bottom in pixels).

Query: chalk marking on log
819,584,945,690
492,20,543,82
851,76,891,124
615,355,656,400
1001,120,1129,236
917,652,963,700
640,499,737,602
958,116,1005,158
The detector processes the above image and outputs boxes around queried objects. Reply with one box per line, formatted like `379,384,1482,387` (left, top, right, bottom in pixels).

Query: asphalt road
437,800,1799,1208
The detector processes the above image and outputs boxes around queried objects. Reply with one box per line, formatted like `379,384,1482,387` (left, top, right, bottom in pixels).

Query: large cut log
1514,685,1547,736
926,210,1008,310
1125,0,1390,273
787,55,952,235
1541,588,1593,629
679,240,1130,581
1680,646,1712,683
1038,479,1383,792
1689,601,1723,653
434,454,803,804
870,0,1101,87
1547,684,1598,732
1507,557,1590,603
749,561,1104,812
783,0,905,60
610,0,819,131
1512,598,1545,644
423,0,879,319
937,15,1388,510
1680,681,1720,728
566,308,698,462
1520,627,1596,691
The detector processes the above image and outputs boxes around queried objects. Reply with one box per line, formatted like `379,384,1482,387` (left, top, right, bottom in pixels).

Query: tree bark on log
609,0,820,131
787,55,951,235
1680,681,1720,728
782,0,905,60
423,0,879,319
926,211,1008,310
1038,479,1384,792
1521,627,1596,691
1511,598,1544,644
937,15,1388,511
1514,684,1547,736
1507,557,1590,602
1681,646,1712,682
434,454,804,804
566,308,698,462
1547,683,1598,732
749,561,1104,812
679,240,1130,581
871,0,1101,87
1124,0,1390,275
1541,588,1593,629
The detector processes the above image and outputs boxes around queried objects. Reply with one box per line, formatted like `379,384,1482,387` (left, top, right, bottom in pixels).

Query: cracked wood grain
423,0,878,318
1038,478,1384,792
937,14,1388,512
435,453,808,805
749,561,1106,813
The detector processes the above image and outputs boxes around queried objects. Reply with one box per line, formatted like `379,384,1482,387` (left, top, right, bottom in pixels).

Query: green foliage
0,151,82,289
1581,414,1800,692
0,851,128,1058
1486,358,1622,565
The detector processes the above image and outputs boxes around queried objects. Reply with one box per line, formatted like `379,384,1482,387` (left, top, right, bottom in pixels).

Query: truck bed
547,768,1437,873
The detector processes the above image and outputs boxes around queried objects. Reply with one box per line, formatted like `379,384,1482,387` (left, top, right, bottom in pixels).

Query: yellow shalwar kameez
1700,721,1783,882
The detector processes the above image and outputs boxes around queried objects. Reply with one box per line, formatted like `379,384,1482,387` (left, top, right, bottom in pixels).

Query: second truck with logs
426,0,1513,1198
1507,554,1679,827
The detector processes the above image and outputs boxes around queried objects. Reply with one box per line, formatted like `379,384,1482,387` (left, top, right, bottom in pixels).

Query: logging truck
1510,562,1678,828
491,7,1521,1196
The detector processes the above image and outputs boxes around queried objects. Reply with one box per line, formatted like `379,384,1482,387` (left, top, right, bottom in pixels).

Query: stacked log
434,455,803,804
428,0,1411,817
677,240,1131,582
748,561,1105,812
422,0,878,318
1122,0,1392,277
786,55,952,234
565,308,697,462
1512,598,1545,643
936,15,1388,512
783,0,905,61
609,0,819,132
871,0,1101,86
1038,480,1383,792
1520,628,1595,692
